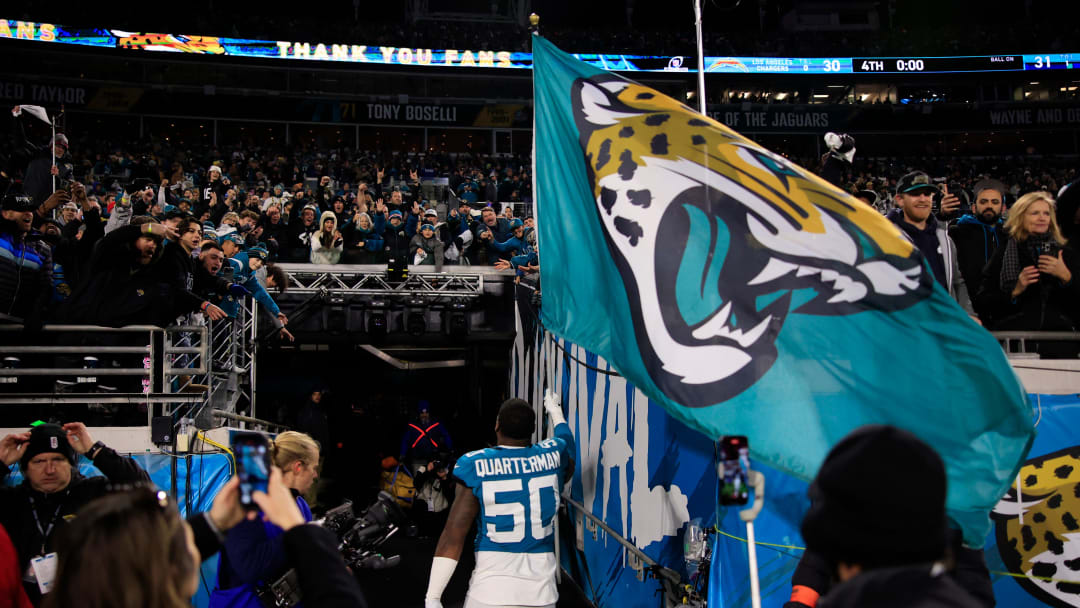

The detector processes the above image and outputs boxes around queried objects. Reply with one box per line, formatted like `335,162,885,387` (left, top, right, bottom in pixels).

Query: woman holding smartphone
209,431,321,608
45,465,364,608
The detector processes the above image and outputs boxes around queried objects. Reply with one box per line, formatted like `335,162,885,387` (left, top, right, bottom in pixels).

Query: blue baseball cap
389,210,403,219
223,233,244,245
510,218,524,229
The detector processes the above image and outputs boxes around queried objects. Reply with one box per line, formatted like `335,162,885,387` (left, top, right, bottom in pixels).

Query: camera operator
209,431,320,608
45,468,366,608
0,422,150,605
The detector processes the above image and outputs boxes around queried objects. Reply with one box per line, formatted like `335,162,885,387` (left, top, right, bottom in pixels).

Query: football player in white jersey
425,392,575,608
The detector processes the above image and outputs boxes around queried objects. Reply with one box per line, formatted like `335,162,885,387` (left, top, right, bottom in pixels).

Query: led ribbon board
1,19,1077,74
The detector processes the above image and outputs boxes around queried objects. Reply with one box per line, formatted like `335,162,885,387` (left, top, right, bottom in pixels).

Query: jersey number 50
482,474,559,543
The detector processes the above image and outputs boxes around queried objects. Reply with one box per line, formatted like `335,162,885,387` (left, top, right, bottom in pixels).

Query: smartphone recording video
718,435,750,506
232,433,271,509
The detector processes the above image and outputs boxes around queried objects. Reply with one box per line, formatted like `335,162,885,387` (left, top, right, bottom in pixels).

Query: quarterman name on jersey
474,450,562,478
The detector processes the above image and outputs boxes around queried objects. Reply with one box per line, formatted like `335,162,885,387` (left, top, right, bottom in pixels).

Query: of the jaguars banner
531,33,1034,545
510,305,1079,607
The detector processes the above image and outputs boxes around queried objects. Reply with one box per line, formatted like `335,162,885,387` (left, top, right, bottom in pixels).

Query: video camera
256,491,410,608
321,491,411,570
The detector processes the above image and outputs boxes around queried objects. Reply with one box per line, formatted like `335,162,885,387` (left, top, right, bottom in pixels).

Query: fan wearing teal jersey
425,392,575,608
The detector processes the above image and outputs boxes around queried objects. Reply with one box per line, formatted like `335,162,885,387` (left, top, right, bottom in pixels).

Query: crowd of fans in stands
2,101,1077,359
816,135,1080,356
817,155,1078,212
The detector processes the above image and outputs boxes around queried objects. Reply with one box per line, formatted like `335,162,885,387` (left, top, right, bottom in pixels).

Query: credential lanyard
28,492,68,555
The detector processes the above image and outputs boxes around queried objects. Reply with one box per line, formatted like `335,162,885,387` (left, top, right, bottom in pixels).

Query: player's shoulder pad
453,448,485,475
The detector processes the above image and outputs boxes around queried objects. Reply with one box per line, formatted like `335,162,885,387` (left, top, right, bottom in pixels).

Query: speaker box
151,416,173,445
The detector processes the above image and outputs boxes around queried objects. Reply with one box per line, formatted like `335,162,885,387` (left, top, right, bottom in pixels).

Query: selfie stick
740,470,765,608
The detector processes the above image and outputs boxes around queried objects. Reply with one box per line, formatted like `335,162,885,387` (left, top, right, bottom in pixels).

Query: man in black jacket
948,179,1007,321
158,217,228,322
0,422,150,604
259,202,289,259
62,216,179,327
792,426,985,608
42,183,104,303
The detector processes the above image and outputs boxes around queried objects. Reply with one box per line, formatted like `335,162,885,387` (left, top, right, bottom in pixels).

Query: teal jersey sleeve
243,273,280,317
552,421,575,466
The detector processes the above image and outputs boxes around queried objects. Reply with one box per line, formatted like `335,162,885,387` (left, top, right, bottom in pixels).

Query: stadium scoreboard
849,54,1076,74
1,18,1078,75
696,54,1078,75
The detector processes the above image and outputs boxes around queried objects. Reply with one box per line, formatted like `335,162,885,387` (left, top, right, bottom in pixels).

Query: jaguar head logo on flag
571,75,935,406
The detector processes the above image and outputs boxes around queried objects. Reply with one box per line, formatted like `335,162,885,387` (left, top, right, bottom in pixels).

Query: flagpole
529,10,561,584
529,12,543,298
51,115,56,194
693,0,707,115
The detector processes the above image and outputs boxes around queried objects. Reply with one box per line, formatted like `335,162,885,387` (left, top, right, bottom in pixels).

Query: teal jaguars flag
531,35,1034,544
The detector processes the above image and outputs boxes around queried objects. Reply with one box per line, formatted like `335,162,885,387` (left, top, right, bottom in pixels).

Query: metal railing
0,300,259,428
192,298,258,426
992,331,1080,357
212,408,289,431
0,323,211,427
0,324,207,384
562,494,689,606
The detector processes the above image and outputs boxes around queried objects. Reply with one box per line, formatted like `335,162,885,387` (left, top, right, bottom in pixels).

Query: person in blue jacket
209,431,320,608
489,218,532,259
220,237,286,327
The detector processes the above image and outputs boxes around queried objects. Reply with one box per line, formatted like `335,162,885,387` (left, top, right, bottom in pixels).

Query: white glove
544,390,566,426
424,599,444,608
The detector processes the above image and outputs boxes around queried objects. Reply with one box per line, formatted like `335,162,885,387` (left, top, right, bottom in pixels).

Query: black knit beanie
19,424,77,471
801,425,949,570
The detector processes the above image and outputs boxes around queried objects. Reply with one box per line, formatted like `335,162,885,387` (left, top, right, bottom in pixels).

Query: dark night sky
4,0,1076,35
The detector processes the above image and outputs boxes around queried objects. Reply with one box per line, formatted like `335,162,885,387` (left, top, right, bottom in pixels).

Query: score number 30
482,474,560,543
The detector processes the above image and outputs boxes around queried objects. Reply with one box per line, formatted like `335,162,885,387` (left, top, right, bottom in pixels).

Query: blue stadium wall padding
512,314,719,608
511,305,1078,608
